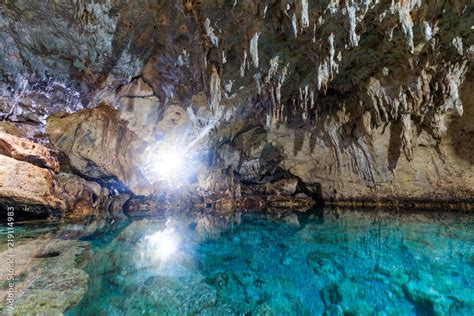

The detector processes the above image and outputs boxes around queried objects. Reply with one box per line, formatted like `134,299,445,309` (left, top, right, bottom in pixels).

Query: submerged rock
42,209,473,314
11,268,89,316
0,239,91,315
125,275,217,315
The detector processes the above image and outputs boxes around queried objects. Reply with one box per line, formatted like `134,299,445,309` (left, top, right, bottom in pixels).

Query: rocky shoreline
0,120,473,220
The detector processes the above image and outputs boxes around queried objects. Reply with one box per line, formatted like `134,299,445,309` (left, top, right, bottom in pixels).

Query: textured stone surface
0,0,472,205
57,173,109,217
0,155,65,211
0,129,118,217
46,104,152,196
0,130,59,172
117,77,161,142
219,126,284,183
267,104,474,202
0,239,90,315
126,275,218,315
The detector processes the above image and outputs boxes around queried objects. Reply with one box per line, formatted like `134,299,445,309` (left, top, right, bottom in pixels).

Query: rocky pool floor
1,208,473,315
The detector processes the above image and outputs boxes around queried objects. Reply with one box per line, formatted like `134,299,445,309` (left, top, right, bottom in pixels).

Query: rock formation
0,130,59,171
0,238,91,314
46,103,151,196
0,154,65,212
0,0,472,216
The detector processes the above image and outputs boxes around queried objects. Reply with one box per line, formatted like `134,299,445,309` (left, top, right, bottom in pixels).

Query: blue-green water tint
8,209,474,315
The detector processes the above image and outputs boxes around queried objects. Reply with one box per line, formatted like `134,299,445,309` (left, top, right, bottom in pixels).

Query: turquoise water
3,208,474,315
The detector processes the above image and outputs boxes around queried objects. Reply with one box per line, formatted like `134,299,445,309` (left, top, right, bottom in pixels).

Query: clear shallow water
3,208,474,315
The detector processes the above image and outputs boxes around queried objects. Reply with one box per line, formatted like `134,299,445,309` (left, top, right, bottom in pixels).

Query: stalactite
452,37,463,56
347,6,359,47
444,62,468,116
423,21,433,42
254,73,262,94
250,32,260,68
267,55,279,82
291,13,298,37
221,50,227,64
395,2,417,53
316,33,339,94
209,65,221,115
204,18,219,48
300,0,309,28
299,85,310,121
240,49,248,78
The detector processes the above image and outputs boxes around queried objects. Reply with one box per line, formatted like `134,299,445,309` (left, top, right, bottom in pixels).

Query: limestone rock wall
46,104,151,196
0,125,113,217
0,130,59,171
0,154,65,211
0,0,472,210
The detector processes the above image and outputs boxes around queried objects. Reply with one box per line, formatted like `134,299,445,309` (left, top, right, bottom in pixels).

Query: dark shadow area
448,72,474,164
292,128,306,156
0,199,53,221
34,251,60,258
387,120,403,171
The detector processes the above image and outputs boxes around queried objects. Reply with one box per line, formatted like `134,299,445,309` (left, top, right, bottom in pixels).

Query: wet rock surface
126,275,218,315
0,237,91,315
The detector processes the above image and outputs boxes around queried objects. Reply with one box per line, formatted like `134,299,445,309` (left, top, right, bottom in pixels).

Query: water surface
2,208,473,315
